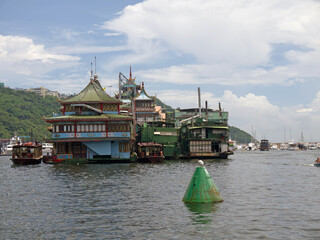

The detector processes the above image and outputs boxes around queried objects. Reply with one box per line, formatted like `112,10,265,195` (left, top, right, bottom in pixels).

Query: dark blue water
1,150,320,239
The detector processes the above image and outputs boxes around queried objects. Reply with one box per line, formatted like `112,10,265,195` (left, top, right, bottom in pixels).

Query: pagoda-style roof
123,82,141,88
124,66,141,88
134,82,154,101
62,75,121,104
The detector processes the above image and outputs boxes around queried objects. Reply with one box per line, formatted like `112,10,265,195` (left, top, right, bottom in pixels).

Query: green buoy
182,160,223,203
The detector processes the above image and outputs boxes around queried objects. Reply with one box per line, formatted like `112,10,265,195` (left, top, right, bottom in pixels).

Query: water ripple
1,150,320,239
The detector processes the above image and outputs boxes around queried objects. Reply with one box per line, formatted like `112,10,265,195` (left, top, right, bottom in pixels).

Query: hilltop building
44,72,134,163
27,86,59,98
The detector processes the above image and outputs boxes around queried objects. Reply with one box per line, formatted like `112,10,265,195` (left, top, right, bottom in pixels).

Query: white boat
308,143,317,150
42,142,53,154
4,135,21,156
288,139,299,151
246,142,257,151
280,143,288,150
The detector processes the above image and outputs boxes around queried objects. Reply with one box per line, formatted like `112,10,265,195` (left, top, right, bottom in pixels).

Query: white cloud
155,88,320,142
297,108,313,113
104,32,123,37
0,34,80,76
156,89,220,109
136,64,309,86
50,45,128,55
103,0,320,86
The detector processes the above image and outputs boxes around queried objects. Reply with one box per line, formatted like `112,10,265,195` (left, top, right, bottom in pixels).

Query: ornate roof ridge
134,82,154,100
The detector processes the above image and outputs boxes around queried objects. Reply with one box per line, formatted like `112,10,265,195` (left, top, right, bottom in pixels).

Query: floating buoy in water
182,160,223,203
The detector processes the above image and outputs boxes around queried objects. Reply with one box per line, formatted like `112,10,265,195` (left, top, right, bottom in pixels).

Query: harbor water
1,150,320,239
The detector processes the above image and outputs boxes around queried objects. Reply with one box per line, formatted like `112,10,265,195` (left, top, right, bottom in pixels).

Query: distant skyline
1,0,320,142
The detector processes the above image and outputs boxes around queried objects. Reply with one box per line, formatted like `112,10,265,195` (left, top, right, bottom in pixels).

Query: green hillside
229,126,255,144
0,87,60,141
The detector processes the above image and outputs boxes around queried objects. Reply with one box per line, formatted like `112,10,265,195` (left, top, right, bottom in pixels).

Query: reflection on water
185,202,219,215
1,150,320,239
184,202,220,224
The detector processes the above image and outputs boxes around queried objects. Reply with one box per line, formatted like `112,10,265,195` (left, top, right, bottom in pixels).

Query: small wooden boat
314,158,320,167
42,154,59,164
11,142,42,165
137,142,164,163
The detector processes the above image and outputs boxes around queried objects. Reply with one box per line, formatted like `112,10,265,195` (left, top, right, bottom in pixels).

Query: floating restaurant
43,66,232,163
43,72,134,163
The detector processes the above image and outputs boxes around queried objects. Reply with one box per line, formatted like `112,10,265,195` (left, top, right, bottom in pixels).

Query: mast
198,87,201,118
205,101,208,121
118,73,121,100
130,66,132,79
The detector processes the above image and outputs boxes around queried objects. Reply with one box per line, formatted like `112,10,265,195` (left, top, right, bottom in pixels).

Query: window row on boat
52,123,131,133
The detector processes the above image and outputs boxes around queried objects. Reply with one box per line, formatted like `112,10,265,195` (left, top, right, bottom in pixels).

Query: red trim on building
47,138,131,143
106,121,108,138
100,103,103,111
45,118,132,123
74,121,77,139
133,98,136,137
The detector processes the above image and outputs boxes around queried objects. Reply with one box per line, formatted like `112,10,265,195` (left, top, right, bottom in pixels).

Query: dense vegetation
229,126,256,144
0,87,253,143
0,87,60,141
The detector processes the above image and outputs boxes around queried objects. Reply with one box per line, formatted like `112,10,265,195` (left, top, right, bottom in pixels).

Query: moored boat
42,142,53,154
288,139,299,151
42,154,59,164
137,142,164,163
260,139,270,151
11,142,42,165
3,135,22,156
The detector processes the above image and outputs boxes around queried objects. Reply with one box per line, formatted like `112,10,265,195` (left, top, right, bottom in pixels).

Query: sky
1,0,320,142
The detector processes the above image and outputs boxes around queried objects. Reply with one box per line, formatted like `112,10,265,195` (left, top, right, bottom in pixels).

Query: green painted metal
182,166,223,203
137,121,181,158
